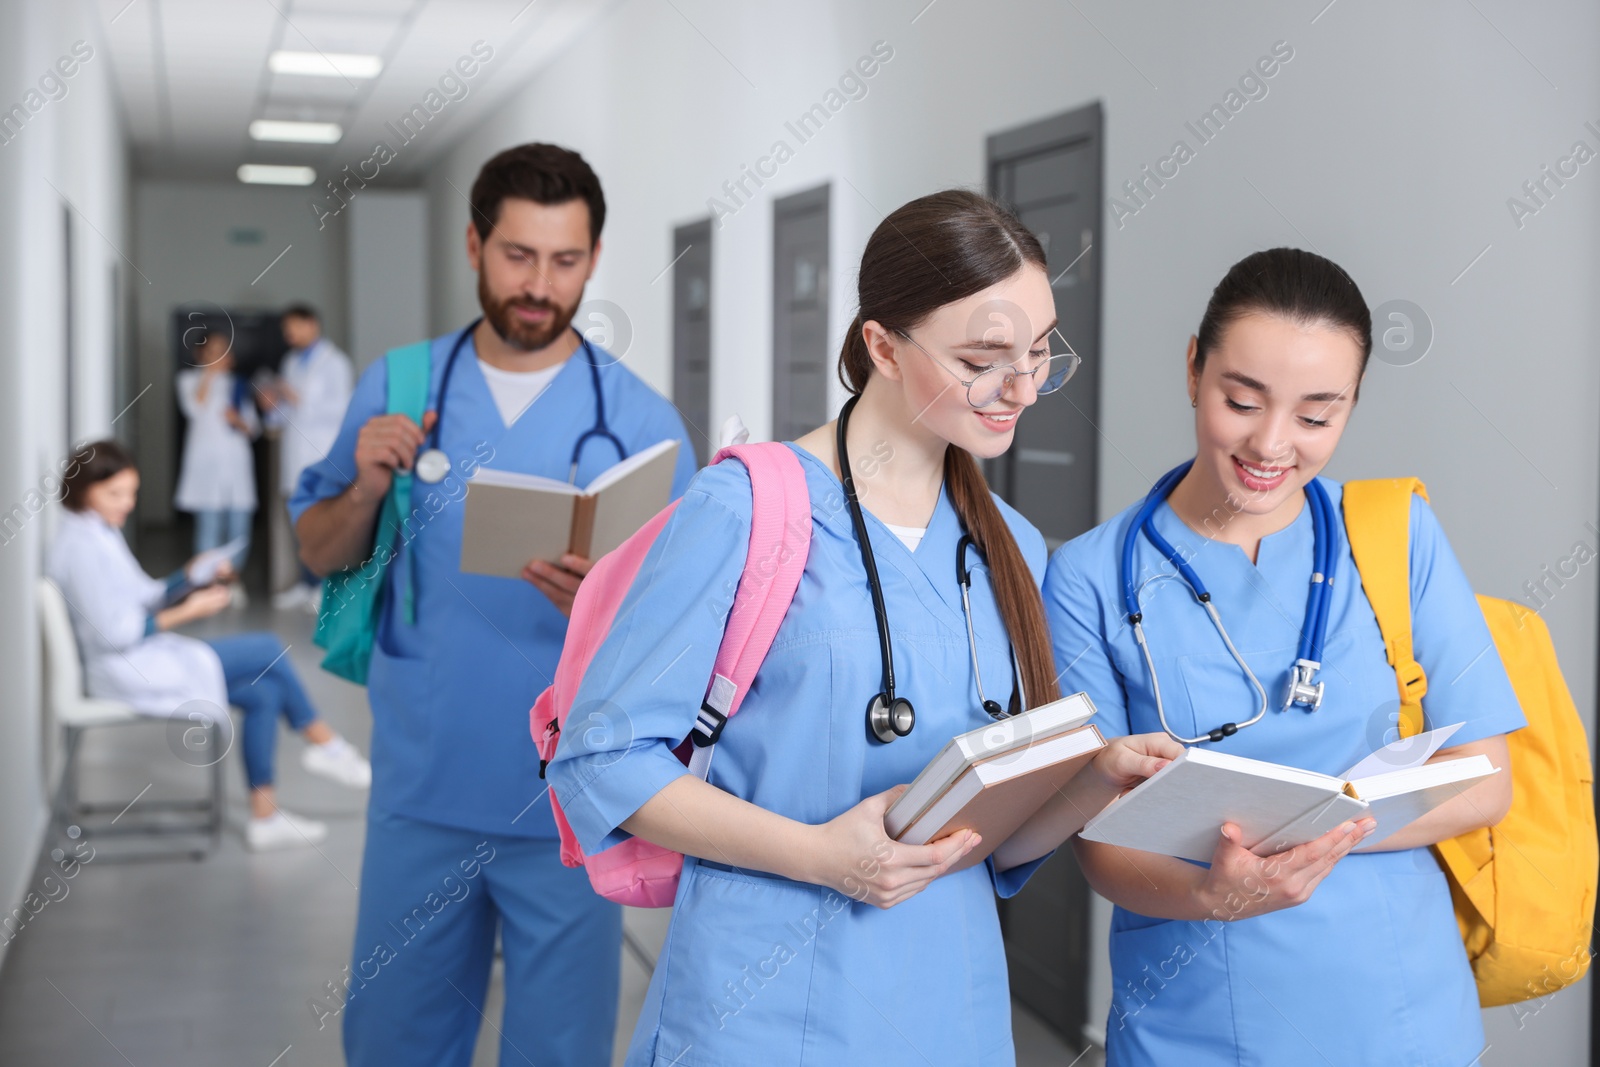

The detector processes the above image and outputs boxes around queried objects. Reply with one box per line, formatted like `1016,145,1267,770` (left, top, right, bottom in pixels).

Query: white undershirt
882,522,928,552
477,358,566,426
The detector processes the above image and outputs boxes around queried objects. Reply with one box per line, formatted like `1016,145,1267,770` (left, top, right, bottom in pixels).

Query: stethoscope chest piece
1284,658,1325,711
414,448,451,484
866,693,915,744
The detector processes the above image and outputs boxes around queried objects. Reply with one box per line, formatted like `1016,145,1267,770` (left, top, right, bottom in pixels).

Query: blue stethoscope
1121,459,1337,744
413,318,628,483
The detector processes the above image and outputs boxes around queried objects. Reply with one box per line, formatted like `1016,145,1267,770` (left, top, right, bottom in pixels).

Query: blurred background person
47,440,372,851
260,303,352,612
174,332,259,577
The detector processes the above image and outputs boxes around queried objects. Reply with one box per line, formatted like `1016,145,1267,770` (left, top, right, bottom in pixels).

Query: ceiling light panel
268,51,384,78
238,164,318,185
249,119,343,143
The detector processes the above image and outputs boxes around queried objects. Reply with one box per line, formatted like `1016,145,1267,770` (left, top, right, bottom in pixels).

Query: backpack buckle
691,704,727,748
1397,659,1429,706
692,674,737,748
1388,636,1430,707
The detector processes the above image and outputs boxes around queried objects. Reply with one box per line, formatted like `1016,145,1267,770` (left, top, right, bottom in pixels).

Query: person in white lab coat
174,333,259,564
47,439,372,851
260,305,352,611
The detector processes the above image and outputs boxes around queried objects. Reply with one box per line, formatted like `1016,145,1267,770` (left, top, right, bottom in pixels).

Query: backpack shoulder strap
687,442,811,771
380,340,433,625
1342,477,1430,738
384,340,432,421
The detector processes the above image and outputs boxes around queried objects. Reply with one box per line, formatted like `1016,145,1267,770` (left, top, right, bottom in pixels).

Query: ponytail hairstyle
1195,247,1372,395
838,189,1059,708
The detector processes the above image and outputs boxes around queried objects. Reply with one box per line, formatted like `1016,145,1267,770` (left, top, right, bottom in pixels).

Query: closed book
459,439,679,576
884,692,1106,859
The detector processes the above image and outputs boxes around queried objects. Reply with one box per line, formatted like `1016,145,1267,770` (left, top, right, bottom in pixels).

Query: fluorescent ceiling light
238,164,317,186
269,50,383,78
249,119,342,143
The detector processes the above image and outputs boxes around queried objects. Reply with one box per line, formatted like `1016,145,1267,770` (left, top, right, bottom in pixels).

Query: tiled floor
0,587,1097,1066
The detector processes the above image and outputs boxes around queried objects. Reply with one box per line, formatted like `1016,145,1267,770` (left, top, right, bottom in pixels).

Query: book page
582,439,678,494
581,440,679,559
187,536,247,585
1351,755,1498,850
1340,721,1465,780
469,467,582,495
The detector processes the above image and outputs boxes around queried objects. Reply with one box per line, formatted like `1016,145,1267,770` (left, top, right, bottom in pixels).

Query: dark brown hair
839,189,1059,708
1196,247,1372,381
469,143,606,248
282,303,319,322
61,439,134,512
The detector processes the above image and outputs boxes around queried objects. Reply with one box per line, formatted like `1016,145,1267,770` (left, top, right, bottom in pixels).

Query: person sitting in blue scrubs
292,143,698,1067
546,189,1182,1067
1045,248,1526,1066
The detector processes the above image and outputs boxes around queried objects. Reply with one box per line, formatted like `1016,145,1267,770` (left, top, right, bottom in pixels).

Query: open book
884,692,1105,859
1079,724,1497,862
459,439,679,577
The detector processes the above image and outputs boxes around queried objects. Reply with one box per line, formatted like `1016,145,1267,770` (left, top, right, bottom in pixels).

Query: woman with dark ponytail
1046,248,1524,1064
547,189,1178,1064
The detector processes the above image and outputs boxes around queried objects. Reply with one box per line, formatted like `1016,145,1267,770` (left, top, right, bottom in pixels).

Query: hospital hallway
1,0,1597,1063
0,582,1090,1067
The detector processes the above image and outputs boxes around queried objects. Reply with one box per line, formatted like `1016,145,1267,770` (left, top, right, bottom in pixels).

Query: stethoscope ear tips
866,694,917,744
982,699,1005,720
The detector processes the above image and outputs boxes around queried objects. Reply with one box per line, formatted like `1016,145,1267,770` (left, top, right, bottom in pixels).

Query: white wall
349,190,428,373
131,180,349,522
0,0,129,972
422,1,1599,1061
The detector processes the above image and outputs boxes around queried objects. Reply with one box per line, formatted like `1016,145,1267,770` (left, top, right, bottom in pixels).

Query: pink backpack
531,443,811,907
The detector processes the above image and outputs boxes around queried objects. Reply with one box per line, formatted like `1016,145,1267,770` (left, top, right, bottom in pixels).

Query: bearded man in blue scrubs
293,143,698,1066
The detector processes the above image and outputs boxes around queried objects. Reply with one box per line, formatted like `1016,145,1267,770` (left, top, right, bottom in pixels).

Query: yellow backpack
1342,478,1597,1007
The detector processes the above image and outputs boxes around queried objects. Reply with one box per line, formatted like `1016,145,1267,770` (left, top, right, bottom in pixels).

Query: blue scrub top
1045,478,1526,1067
290,327,697,838
548,447,1052,1066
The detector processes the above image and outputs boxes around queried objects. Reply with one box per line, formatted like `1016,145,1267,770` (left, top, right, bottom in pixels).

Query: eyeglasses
895,327,1082,409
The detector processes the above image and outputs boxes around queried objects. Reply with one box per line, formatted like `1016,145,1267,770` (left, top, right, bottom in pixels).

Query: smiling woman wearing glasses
545,188,1179,1065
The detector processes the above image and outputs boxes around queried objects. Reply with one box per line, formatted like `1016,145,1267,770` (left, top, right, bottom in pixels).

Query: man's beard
478,273,580,352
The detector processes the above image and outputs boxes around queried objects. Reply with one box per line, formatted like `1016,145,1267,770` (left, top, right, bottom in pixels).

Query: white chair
38,577,221,860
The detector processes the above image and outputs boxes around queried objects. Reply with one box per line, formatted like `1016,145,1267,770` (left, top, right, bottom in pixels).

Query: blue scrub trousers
204,633,317,789
343,809,622,1067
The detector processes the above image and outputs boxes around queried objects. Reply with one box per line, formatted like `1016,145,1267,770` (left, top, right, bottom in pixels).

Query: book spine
570,494,597,559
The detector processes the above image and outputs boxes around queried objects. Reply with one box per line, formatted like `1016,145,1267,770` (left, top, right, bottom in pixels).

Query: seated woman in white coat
47,440,372,851
175,333,259,563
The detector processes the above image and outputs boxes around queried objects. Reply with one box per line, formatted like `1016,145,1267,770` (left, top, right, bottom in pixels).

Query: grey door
772,185,830,442
671,218,713,465
987,101,1104,1047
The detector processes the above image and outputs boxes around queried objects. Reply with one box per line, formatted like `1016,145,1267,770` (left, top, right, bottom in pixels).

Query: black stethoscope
836,395,1022,744
414,318,628,484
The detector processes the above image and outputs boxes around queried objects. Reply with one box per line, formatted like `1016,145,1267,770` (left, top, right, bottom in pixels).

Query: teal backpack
312,341,431,684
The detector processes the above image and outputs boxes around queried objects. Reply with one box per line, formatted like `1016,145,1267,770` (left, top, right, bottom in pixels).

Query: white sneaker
246,809,328,851
302,735,372,789
272,585,310,610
